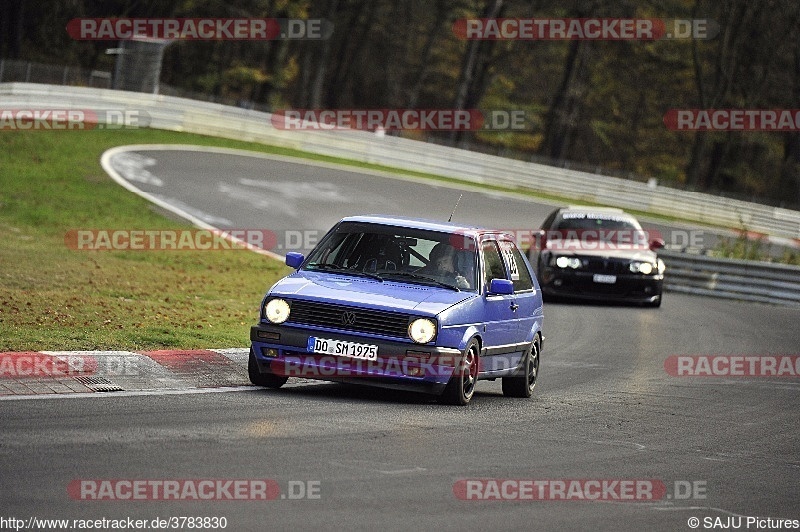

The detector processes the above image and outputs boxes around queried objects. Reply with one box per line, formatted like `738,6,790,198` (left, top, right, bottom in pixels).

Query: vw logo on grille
341,311,357,326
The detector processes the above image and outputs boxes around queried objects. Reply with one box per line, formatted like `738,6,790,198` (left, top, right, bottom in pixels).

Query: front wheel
248,348,288,388
439,339,480,406
502,335,540,398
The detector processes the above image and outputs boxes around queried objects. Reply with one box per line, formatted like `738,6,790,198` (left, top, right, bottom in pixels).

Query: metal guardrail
3,82,800,306
660,250,800,307
2,82,799,242
0,59,112,88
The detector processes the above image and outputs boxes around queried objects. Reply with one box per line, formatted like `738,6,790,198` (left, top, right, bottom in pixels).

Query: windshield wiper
307,263,384,282
307,263,346,272
381,271,460,291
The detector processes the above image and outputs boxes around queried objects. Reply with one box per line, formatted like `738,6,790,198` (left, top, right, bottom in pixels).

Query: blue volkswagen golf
249,215,544,405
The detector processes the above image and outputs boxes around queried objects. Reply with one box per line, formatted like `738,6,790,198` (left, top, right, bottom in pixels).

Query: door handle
510,302,519,311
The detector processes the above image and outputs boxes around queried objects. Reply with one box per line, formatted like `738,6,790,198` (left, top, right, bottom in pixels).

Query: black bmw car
529,206,665,307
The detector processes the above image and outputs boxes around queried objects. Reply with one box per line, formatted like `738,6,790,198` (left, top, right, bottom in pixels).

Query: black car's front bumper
250,323,463,395
538,268,663,304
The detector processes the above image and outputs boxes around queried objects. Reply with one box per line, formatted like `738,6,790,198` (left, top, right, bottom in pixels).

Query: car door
498,239,539,346
479,239,524,372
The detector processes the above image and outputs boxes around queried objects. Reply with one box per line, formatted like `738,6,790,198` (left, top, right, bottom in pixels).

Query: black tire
502,335,540,398
438,339,480,406
248,348,288,388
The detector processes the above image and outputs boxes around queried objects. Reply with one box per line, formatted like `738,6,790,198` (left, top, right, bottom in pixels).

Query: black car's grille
287,300,412,339
586,258,627,274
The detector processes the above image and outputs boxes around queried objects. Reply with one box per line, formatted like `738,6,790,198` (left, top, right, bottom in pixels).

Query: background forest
2,0,799,208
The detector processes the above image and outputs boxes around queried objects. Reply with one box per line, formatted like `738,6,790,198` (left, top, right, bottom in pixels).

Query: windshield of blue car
304,223,479,291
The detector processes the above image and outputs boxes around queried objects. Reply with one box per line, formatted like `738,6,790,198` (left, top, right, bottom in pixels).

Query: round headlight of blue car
264,298,291,324
408,318,436,344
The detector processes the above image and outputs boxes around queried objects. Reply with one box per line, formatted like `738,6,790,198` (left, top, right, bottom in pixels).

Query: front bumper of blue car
250,323,464,395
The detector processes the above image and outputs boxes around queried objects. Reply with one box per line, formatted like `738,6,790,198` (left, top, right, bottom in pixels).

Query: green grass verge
0,129,301,352
712,234,800,265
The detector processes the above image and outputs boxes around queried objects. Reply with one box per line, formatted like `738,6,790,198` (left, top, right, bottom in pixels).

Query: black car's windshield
554,212,641,232
551,212,648,246
305,222,478,291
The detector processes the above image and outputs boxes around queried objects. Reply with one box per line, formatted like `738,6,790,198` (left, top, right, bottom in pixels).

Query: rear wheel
502,335,540,398
439,339,480,406
248,348,288,388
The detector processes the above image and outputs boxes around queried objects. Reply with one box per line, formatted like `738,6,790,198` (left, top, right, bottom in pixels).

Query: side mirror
488,278,514,295
285,252,304,269
649,238,665,251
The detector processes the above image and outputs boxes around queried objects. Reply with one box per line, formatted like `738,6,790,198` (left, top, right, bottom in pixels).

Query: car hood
269,271,476,315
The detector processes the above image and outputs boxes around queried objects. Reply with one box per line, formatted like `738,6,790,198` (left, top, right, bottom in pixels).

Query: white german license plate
593,274,617,284
307,337,378,360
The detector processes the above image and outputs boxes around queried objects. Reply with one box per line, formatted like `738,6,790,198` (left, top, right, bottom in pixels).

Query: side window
481,241,507,290
500,240,533,292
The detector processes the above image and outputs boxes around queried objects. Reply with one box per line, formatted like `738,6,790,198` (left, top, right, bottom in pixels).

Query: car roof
339,215,503,238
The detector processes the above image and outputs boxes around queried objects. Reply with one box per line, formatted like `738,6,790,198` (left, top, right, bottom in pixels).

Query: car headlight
657,259,666,275
554,256,582,269
264,298,291,324
408,318,436,344
629,261,655,274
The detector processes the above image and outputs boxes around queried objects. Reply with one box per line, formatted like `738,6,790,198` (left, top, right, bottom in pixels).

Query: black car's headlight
408,318,436,344
552,255,582,269
264,298,291,324
629,261,656,274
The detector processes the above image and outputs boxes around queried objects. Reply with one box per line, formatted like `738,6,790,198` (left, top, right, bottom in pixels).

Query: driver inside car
419,242,471,289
